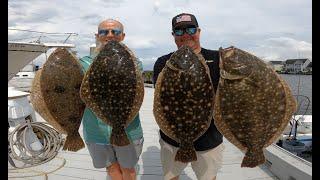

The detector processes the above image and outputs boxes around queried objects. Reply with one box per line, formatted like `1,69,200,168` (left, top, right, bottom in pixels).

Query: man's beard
179,40,196,49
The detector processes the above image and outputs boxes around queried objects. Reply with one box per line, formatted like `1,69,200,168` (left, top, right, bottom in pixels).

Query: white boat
8,29,77,92
8,63,36,92
276,94,312,162
8,41,75,81
277,115,312,158
8,29,77,169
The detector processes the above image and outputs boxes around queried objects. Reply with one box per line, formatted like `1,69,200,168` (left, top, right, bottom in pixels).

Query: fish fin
241,148,265,168
220,69,245,80
63,132,85,152
110,126,130,146
175,145,197,163
244,78,260,88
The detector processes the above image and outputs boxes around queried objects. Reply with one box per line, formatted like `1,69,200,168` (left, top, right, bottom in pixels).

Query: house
269,61,284,72
305,62,312,73
284,58,311,73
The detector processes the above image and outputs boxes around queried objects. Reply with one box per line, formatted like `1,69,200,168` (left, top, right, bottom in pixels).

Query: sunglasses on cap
173,27,197,36
98,29,122,36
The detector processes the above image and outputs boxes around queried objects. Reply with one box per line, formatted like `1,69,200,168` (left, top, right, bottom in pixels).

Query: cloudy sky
8,0,311,70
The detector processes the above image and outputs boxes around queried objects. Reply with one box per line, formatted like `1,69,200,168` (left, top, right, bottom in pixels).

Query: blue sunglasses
98,29,122,36
173,27,197,36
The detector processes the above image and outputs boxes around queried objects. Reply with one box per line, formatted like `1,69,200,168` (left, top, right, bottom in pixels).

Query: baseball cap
172,13,199,30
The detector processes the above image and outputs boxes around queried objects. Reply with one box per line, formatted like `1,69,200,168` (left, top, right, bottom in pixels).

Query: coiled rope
8,120,66,179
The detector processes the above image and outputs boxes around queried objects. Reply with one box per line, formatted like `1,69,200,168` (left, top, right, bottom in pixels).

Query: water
280,74,312,115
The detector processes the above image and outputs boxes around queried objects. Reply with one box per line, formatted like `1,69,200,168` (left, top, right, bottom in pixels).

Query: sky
8,0,312,70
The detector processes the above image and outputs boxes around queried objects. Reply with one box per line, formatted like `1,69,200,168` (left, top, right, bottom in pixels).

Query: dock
9,87,279,180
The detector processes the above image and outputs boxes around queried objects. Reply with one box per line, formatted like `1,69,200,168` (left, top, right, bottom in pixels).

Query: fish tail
63,132,85,152
110,126,130,146
241,148,265,168
175,145,197,163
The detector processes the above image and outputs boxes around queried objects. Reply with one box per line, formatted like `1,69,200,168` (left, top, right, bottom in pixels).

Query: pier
9,87,279,180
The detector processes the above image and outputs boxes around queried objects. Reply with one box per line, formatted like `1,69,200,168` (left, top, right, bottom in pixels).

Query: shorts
86,138,144,169
159,138,224,180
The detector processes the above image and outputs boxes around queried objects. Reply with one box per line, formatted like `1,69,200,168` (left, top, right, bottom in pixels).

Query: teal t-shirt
79,55,144,144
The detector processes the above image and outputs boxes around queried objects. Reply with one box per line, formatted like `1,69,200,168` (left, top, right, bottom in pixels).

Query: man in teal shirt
79,19,144,180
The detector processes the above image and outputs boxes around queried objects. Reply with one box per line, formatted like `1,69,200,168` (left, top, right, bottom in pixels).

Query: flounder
80,41,144,146
30,48,86,152
153,46,215,163
214,46,297,167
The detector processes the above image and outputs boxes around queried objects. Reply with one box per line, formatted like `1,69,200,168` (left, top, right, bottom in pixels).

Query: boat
8,29,77,92
8,29,77,81
275,95,312,162
8,63,36,92
8,29,76,169
276,115,312,162
8,41,75,81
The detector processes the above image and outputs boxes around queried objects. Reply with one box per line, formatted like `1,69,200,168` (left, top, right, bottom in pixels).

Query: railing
8,28,78,44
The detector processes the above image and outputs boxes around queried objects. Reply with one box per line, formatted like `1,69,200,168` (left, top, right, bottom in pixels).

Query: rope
8,120,64,169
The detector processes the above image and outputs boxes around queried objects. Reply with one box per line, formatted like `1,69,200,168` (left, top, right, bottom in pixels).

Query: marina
9,87,282,180
8,0,312,177
7,40,312,180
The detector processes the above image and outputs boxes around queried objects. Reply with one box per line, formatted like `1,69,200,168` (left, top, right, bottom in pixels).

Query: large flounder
153,46,215,163
214,46,297,167
80,41,144,146
30,48,86,152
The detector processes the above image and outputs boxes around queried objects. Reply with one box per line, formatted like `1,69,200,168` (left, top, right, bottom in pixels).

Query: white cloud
8,0,311,68
138,57,158,71
250,37,312,61
125,36,157,49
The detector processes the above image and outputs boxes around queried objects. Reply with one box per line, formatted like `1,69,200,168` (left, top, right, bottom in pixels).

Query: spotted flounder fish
214,46,297,167
80,41,144,146
30,48,86,152
153,46,215,163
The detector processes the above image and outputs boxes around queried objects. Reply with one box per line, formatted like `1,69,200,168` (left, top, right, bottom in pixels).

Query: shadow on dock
140,145,193,180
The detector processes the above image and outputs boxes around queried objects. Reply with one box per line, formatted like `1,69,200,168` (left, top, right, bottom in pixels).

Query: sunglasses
98,29,122,36
173,27,197,36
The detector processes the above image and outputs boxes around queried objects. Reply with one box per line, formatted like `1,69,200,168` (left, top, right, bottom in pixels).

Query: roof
307,62,312,67
269,61,284,65
285,59,309,64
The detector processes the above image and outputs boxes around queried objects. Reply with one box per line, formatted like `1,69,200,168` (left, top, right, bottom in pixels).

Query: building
89,44,96,56
284,58,311,73
305,62,312,72
269,61,284,72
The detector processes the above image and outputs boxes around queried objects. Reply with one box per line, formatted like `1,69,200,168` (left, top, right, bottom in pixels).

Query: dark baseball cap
172,13,199,30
